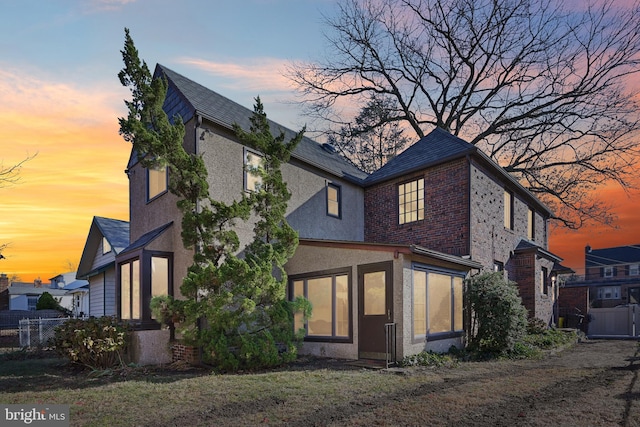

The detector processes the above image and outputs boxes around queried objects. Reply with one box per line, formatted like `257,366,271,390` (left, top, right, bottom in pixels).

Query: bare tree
288,0,640,228
0,154,36,258
328,94,411,173
0,154,36,188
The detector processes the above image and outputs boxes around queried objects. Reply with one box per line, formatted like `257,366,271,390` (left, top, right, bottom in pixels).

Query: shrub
466,271,528,355
52,316,130,370
400,351,458,368
36,292,71,315
527,317,548,334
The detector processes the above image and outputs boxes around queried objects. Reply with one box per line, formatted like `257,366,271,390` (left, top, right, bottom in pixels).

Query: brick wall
558,285,589,332
510,251,536,316
364,158,470,256
172,343,199,364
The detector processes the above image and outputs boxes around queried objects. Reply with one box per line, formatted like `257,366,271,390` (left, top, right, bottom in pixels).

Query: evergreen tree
118,29,306,370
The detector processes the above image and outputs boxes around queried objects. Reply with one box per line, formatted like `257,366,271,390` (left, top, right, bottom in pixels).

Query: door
358,261,393,359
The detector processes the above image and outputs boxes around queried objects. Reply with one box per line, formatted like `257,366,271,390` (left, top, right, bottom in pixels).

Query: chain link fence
0,310,68,350
19,317,71,348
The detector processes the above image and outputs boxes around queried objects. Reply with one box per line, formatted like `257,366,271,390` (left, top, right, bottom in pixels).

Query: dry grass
1,339,639,426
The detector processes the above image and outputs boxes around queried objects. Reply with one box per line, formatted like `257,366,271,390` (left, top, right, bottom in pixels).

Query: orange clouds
0,68,130,282
549,179,640,276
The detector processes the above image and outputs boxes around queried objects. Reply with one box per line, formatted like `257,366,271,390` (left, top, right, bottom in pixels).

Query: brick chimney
34,278,43,288
0,273,8,292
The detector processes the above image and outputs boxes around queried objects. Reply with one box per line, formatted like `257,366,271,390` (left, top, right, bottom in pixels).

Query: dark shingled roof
155,64,368,184
120,222,173,255
94,216,130,254
586,245,640,268
364,127,475,186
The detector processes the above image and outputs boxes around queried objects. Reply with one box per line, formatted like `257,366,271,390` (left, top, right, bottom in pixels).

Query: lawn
1,339,639,426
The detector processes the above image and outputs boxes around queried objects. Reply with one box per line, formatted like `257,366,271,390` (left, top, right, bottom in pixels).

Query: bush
400,351,458,368
52,316,130,370
36,292,71,316
466,272,528,355
527,317,548,334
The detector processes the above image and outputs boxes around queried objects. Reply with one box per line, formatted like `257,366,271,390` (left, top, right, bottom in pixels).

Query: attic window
103,237,111,254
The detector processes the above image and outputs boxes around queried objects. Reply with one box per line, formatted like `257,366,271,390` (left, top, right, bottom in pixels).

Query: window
399,178,424,224
541,267,549,295
413,268,464,339
327,183,341,218
147,167,167,201
598,286,620,300
504,190,513,230
527,208,535,241
630,264,639,276
244,149,264,192
603,266,614,278
27,296,39,311
102,237,111,255
291,269,350,340
493,261,504,272
120,259,140,320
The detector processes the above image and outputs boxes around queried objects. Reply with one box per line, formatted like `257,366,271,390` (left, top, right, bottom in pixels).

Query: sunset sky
1,0,638,283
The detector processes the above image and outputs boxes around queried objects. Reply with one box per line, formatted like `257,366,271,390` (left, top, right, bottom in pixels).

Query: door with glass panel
358,262,393,359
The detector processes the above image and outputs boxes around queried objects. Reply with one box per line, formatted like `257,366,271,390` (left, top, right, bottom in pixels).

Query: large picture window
413,267,464,340
290,269,351,340
399,178,424,224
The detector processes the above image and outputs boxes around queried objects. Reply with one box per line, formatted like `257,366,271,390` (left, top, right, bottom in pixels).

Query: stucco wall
129,329,172,365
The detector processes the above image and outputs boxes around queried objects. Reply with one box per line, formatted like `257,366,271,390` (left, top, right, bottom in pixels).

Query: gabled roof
77,216,130,279
364,128,552,216
585,244,640,268
364,127,475,185
148,64,368,184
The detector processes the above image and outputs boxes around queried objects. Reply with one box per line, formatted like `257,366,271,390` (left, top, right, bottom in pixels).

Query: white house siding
89,270,116,317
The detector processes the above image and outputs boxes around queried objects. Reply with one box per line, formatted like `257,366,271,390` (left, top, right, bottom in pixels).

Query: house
49,272,89,317
77,216,130,317
0,276,72,311
559,244,640,313
114,64,566,364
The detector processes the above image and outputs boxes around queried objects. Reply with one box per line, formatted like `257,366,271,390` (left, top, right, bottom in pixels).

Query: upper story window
244,149,264,192
603,266,614,278
327,183,341,218
504,190,514,230
493,260,504,272
102,237,111,254
399,178,424,225
147,166,168,201
527,208,535,241
630,264,639,276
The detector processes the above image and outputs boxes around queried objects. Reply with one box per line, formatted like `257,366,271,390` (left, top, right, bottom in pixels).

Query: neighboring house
50,272,89,317
562,244,640,308
2,281,71,311
77,216,130,317
114,64,567,364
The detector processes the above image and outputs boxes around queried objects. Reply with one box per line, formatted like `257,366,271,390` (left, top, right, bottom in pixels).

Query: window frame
603,266,614,278
541,266,549,296
326,183,342,218
598,286,620,300
244,148,264,192
398,177,425,225
289,267,353,343
118,250,173,328
147,166,168,202
412,264,465,342
504,189,514,230
102,237,112,255
527,207,535,241
630,264,639,276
